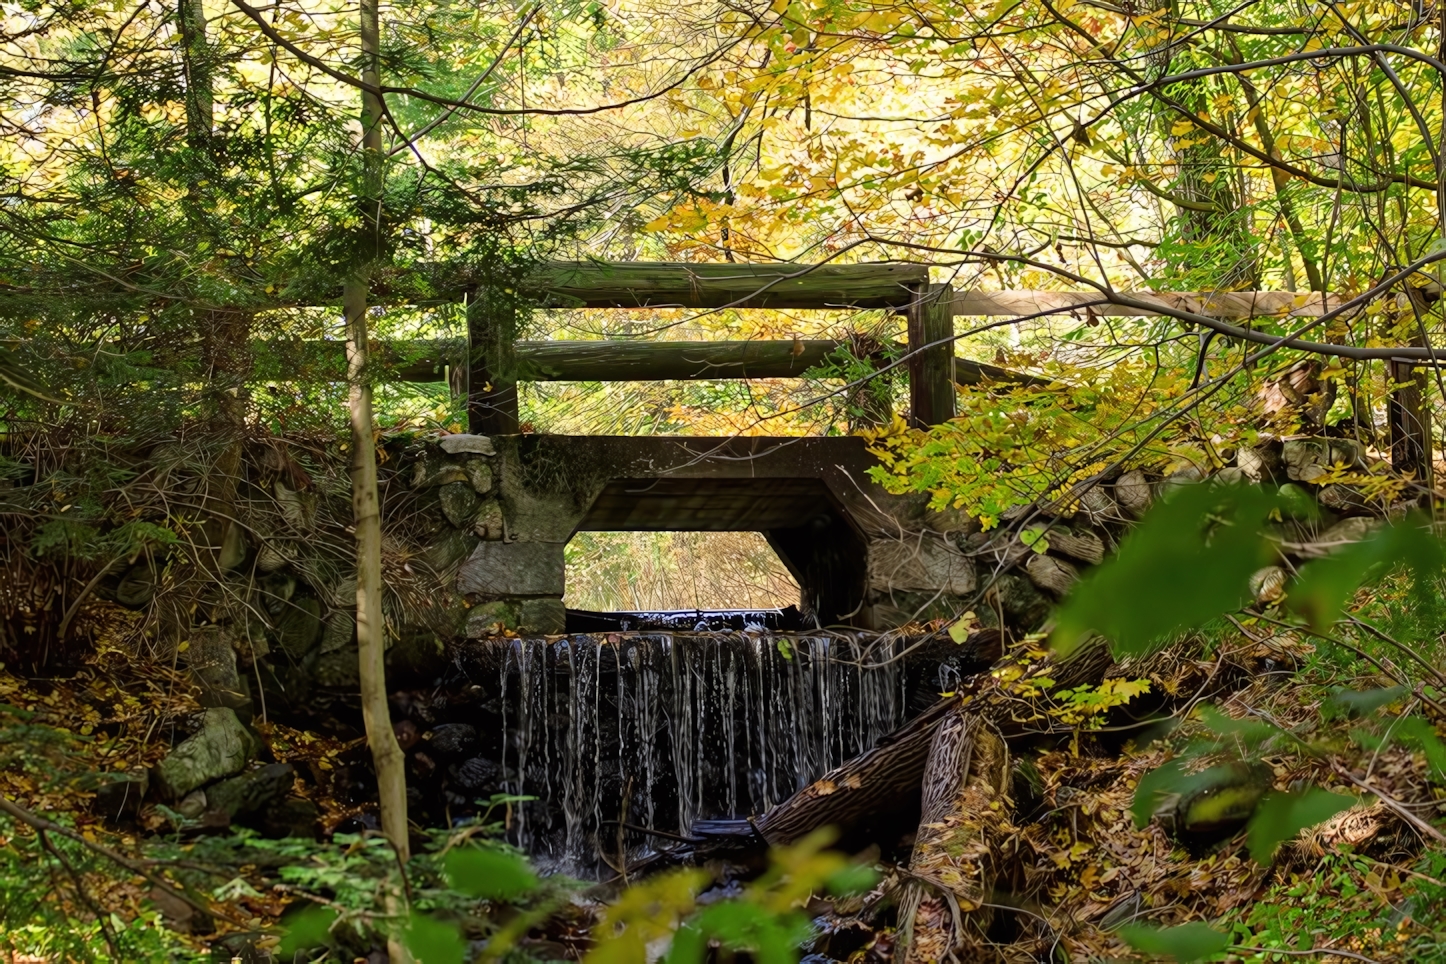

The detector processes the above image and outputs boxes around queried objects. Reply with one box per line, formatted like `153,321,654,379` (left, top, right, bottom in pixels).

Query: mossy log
899,710,1011,962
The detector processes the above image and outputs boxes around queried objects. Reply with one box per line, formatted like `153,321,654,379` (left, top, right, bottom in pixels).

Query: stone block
422,528,480,573
155,708,258,799
473,499,505,540
439,434,496,456
519,596,566,635
185,626,251,716
1024,553,1078,595
413,455,469,488
204,763,295,822
463,600,519,637
439,481,481,527
464,459,493,495
458,541,565,597
868,536,975,595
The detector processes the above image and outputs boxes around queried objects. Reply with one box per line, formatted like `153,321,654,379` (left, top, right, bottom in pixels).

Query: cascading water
480,633,905,874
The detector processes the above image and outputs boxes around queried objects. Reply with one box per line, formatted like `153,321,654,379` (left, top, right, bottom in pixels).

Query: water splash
487,633,903,873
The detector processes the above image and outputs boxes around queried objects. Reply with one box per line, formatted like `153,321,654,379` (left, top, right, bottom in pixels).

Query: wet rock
204,763,295,823
428,723,478,757
394,720,420,751
1237,441,1284,483
472,499,505,540
272,595,322,660
155,707,259,799
386,628,447,680
1282,438,1331,483
1024,553,1078,596
261,796,322,839
463,459,493,496
518,596,566,635
186,626,251,717
453,756,503,791
1114,469,1152,518
439,434,496,456
462,598,520,635
439,481,481,527
413,456,469,489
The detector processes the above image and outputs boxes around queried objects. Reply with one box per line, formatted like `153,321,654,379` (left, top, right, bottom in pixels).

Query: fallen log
898,710,1010,962
752,636,1112,848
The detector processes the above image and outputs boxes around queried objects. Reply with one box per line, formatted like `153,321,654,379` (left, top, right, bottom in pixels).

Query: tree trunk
348,0,409,866
898,709,1010,962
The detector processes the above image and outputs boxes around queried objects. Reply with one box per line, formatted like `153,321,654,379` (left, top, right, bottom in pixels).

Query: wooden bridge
302,262,1419,634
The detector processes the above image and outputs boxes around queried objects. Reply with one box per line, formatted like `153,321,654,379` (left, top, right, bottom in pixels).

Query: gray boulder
204,763,295,822
154,708,259,799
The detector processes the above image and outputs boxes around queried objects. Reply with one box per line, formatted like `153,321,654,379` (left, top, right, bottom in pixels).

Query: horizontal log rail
529,261,930,310
527,264,1348,318
948,289,1346,319
251,338,1035,385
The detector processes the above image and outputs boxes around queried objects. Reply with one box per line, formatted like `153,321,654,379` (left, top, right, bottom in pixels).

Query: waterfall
484,632,904,873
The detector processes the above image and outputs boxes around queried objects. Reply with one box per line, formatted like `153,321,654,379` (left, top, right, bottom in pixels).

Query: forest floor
4,608,1446,962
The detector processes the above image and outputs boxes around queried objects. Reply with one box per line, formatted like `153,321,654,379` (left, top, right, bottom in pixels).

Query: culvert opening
563,531,801,631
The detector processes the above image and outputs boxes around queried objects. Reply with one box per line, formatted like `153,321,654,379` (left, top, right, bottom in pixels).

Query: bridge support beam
466,290,519,435
908,283,957,427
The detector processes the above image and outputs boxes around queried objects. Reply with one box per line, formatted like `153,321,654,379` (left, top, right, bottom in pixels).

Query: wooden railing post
907,283,957,427
466,288,519,435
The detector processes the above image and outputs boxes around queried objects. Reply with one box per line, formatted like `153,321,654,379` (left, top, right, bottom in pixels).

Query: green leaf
1290,517,1444,631
1052,484,1279,657
1131,760,1262,829
403,911,467,964
827,864,879,896
443,845,537,900
1020,526,1051,553
278,904,338,958
1324,685,1407,719
1394,716,1446,778
947,612,976,644
1119,922,1230,962
1246,788,1355,863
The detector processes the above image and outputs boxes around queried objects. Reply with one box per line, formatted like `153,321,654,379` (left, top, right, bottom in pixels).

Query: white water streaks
489,633,905,873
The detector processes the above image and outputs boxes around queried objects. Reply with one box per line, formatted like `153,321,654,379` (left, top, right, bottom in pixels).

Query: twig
0,793,245,926
1231,945,1382,963
1327,762,1446,845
